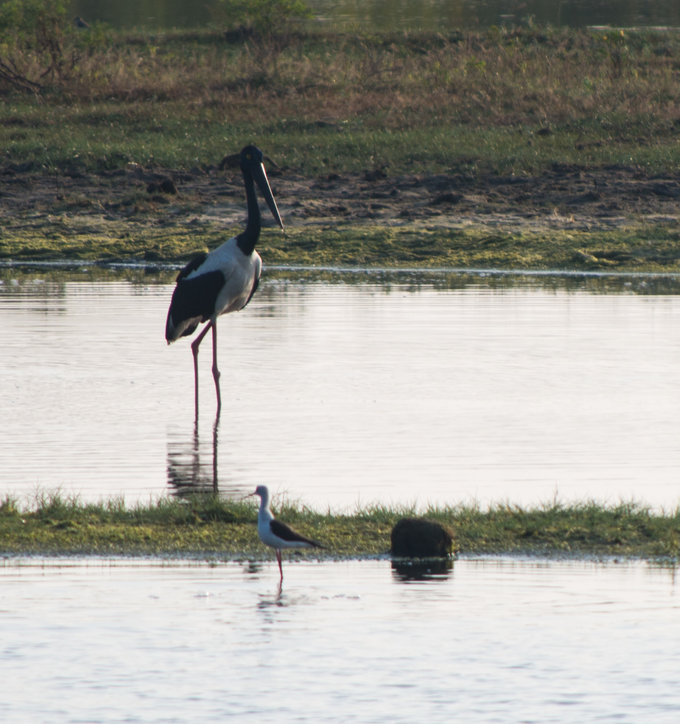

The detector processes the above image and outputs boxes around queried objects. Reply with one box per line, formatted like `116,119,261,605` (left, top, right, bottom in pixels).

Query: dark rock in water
390,517,455,558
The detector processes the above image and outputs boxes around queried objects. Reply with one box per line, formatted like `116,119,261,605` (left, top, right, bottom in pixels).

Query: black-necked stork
165,145,284,418
250,485,324,581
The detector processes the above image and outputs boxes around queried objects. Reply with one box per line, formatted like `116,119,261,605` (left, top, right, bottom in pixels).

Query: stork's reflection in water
166,415,251,500
166,416,220,496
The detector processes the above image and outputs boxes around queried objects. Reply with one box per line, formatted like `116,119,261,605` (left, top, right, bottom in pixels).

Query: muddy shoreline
2,163,680,263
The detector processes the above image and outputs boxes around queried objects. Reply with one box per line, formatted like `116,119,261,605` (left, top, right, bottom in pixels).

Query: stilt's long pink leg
191,321,213,420
276,549,283,580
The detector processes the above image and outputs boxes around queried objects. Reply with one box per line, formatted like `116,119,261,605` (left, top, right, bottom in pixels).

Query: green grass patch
1,492,679,560
3,26,680,175
3,106,680,177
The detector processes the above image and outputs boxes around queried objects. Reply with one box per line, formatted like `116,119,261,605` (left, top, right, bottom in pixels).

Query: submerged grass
1,493,678,560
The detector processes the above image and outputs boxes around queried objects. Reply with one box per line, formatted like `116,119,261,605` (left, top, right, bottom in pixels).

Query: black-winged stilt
249,485,324,580
165,145,284,419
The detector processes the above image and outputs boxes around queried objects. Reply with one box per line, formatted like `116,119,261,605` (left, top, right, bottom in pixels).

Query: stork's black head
240,145,264,170
218,145,284,234
219,145,266,172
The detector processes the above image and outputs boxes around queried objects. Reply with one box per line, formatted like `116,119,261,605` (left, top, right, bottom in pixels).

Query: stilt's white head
252,485,270,507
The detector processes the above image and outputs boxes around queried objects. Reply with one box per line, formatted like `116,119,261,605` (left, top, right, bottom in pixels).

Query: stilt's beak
253,161,284,231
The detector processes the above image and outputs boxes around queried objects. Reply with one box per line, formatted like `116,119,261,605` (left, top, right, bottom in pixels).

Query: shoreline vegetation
0,493,678,561
1,19,680,271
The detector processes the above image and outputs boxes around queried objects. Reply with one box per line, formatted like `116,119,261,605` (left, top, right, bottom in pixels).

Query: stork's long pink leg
191,321,213,420
211,322,222,418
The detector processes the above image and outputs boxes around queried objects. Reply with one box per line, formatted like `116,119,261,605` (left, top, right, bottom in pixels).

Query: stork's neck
236,166,261,256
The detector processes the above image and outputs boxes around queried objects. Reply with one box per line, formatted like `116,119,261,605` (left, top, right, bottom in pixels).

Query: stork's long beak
253,162,284,231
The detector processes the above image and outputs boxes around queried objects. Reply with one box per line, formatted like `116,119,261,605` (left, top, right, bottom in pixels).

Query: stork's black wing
175,252,208,282
165,269,226,341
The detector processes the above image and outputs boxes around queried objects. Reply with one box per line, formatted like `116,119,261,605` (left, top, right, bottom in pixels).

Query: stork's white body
165,237,262,342
205,239,262,317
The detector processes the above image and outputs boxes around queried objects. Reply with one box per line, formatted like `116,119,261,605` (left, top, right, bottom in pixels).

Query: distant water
70,0,680,31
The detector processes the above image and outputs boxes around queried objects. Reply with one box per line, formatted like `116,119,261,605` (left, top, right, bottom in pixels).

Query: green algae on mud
1,494,679,560
262,224,680,273
4,221,680,274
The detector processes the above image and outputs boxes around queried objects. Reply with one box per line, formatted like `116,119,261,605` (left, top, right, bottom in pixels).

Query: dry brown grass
3,27,680,129
2,26,680,179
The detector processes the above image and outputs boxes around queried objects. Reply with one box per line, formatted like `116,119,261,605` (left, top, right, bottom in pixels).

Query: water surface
1,269,679,511
1,557,678,723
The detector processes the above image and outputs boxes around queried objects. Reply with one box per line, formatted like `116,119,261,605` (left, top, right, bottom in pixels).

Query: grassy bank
1,493,678,560
2,25,680,270
3,26,680,174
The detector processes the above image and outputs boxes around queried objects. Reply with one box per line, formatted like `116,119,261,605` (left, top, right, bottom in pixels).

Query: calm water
1,557,678,723
70,0,680,31
1,268,680,511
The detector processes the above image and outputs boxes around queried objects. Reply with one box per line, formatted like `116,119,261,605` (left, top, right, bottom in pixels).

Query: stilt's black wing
270,518,323,547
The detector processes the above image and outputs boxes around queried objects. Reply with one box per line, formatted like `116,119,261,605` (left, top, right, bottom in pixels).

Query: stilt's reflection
257,582,285,608
166,414,249,499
